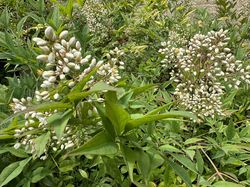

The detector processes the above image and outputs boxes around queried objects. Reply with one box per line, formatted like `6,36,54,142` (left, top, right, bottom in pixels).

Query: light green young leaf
67,131,118,156
0,157,31,187
159,145,182,153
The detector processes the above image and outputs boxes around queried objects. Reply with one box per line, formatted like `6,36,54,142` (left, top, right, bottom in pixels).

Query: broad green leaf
171,154,197,174
213,181,244,187
67,131,118,156
94,103,116,138
59,160,80,173
47,109,72,139
159,145,182,153
105,91,130,135
168,160,192,187
4,147,29,158
31,167,50,183
0,157,31,187
34,132,50,157
126,111,196,131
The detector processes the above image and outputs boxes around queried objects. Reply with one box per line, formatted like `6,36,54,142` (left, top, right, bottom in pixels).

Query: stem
200,147,225,181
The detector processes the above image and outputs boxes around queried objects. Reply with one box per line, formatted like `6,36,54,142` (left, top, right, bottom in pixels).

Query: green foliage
0,0,249,186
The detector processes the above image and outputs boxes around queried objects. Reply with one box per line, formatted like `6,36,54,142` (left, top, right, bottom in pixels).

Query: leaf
30,102,72,112
184,138,204,145
68,81,117,102
4,147,29,158
34,132,50,158
79,169,88,179
226,123,236,140
70,67,98,93
137,151,151,180
0,157,31,187
47,109,72,139
125,111,196,131
171,154,197,174
132,84,156,96
67,131,118,156
160,145,182,153
17,16,29,33
122,146,138,182
196,150,204,174
213,181,244,187
31,167,50,183
168,160,192,187
105,91,130,135
59,160,80,173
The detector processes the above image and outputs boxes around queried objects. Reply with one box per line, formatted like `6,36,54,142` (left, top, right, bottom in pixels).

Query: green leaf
184,138,203,145
17,16,29,34
47,109,72,139
59,160,80,173
171,154,197,174
126,111,196,131
67,131,118,156
213,181,244,187
132,84,156,96
122,146,138,182
79,169,88,179
70,67,98,93
30,102,72,112
137,151,151,180
31,167,50,183
168,160,192,187
105,91,130,135
196,150,204,174
160,145,182,153
0,157,31,187
4,147,29,158
68,81,117,102
226,123,236,140
34,132,50,158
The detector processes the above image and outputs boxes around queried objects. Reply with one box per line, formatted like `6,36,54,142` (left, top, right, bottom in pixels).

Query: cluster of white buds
11,26,124,159
97,47,124,84
50,127,77,152
161,29,250,118
82,0,111,41
159,31,188,68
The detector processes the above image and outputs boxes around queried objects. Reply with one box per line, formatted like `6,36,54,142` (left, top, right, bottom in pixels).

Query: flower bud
36,55,48,62
45,26,54,40
59,30,69,39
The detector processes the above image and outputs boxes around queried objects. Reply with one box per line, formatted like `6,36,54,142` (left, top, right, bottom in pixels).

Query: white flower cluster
161,29,250,118
159,31,188,68
98,47,125,84
82,0,111,40
11,26,124,159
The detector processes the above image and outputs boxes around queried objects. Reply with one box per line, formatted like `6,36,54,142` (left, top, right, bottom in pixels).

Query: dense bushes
0,0,249,186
